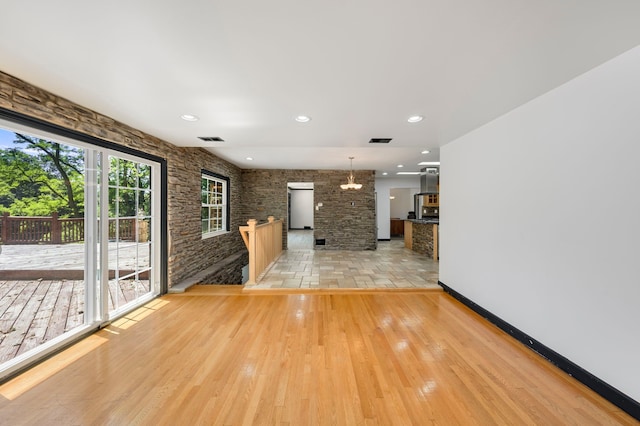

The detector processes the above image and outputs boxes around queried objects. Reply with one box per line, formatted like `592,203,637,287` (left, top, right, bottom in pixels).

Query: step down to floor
168,251,246,293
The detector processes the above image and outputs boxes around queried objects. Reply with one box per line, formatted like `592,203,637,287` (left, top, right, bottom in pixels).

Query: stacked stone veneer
199,251,249,285
241,169,377,250
0,71,245,288
411,222,436,258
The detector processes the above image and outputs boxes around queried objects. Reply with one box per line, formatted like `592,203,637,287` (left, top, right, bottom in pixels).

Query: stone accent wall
0,71,246,288
199,251,248,285
165,149,245,286
411,222,436,258
241,169,377,250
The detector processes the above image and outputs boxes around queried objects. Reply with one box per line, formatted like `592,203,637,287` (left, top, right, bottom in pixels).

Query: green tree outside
0,131,84,218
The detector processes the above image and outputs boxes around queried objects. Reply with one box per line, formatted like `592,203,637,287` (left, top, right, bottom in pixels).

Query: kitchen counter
407,218,439,224
404,220,439,260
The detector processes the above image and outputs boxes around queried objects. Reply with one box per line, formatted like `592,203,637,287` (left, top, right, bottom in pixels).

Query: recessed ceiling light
295,115,311,123
418,161,441,166
407,115,424,123
382,172,388,176
397,164,404,168
246,157,253,161
421,150,430,154
180,114,199,122
397,171,421,175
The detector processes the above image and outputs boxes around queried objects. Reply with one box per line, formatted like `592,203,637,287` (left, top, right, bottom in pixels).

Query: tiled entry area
252,235,440,289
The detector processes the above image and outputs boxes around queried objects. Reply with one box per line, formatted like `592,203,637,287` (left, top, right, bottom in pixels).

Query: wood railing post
51,212,62,244
239,216,284,286
1,212,8,244
247,219,258,285
267,216,275,260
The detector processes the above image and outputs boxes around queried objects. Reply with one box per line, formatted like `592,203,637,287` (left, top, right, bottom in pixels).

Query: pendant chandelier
340,157,363,190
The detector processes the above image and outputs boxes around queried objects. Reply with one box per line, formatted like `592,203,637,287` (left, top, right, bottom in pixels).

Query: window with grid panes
201,171,229,238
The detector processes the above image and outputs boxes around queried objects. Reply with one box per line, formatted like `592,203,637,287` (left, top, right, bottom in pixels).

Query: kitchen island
404,219,439,260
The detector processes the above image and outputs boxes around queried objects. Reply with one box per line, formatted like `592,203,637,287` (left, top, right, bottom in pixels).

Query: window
201,171,229,238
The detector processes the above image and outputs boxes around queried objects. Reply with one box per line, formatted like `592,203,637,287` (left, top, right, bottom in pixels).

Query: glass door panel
105,155,156,318
0,127,90,368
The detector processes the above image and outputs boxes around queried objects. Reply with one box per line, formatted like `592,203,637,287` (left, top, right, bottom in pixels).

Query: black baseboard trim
438,281,640,421
377,238,391,241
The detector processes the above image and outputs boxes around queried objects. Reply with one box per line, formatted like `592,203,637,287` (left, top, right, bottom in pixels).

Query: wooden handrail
239,216,283,284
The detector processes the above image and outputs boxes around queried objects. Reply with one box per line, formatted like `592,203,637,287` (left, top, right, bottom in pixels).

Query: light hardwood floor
0,286,636,425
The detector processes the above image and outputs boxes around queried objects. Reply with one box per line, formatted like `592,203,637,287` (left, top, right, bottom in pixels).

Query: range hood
420,167,439,193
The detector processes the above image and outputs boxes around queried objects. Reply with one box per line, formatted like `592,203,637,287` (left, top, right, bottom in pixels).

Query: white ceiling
2,1,640,175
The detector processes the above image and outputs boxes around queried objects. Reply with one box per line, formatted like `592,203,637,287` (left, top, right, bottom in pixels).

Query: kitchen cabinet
390,219,404,236
423,194,439,207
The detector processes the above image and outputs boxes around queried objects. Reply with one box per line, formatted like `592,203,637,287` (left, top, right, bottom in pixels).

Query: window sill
202,230,230,240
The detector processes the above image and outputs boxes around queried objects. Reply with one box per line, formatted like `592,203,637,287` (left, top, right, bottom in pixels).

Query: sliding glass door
0,117,162,379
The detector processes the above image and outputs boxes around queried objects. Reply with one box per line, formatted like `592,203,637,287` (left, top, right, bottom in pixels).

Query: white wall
289,189,314,229
440,45,640,401
390,188,417,219
375,176,420,239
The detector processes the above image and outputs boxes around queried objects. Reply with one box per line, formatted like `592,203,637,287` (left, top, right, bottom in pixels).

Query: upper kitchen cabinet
423,193,439,206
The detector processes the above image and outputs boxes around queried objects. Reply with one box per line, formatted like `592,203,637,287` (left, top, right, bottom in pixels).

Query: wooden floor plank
120,279,138,304
17,281,60,355
0,280,19,301
42,280,74,342
0,282,39,362
0,281,27,320
136,279,150,295
108,279,128,310
0,291,637,425
10,281,51,358
64,280,84,332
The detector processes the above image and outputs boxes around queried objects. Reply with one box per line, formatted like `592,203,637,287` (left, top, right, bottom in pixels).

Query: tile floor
249,231,440,290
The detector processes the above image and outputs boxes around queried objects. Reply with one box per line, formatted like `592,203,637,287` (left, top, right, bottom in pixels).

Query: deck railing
239,216,283,285
0,212,147,244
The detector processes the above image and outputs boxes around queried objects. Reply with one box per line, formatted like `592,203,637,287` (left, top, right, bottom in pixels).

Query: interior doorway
287,182,314,249
389,187,419,239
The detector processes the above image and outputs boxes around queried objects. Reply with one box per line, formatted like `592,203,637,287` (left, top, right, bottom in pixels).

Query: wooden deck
0,279,149,364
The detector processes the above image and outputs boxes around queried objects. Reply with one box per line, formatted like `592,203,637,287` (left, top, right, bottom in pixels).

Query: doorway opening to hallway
287,182,314,250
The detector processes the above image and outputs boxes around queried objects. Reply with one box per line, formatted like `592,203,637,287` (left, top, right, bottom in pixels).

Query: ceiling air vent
198,136,225,142
369,138,392,144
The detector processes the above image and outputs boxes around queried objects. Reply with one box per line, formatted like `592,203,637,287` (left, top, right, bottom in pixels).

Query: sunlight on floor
0,334,108,401
110,299,170,330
